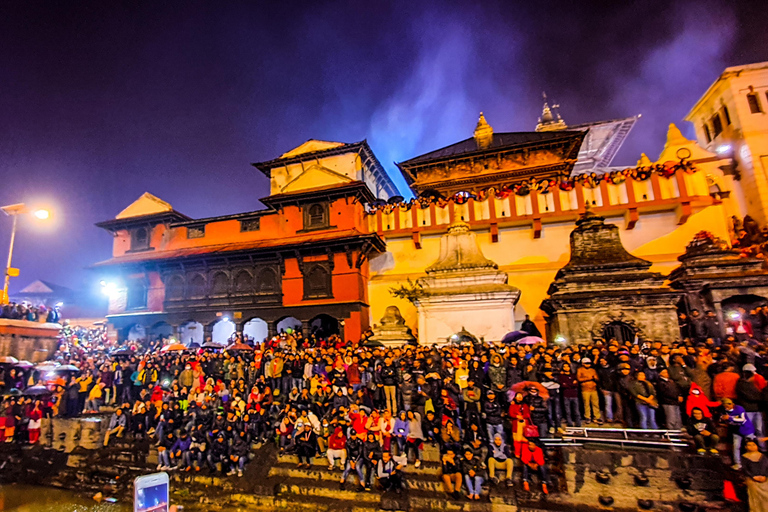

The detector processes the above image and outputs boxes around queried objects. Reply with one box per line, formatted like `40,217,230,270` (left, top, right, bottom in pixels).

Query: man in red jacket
521,439,551,494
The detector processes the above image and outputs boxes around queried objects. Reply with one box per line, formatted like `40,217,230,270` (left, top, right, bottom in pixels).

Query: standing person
521,439,550,494
629,371,658,429
577,358,601,424
596,357,616,423
736,364,765,447
483,390,504,442
721,398,755,470
657,368,683,430
461,447,484,501
558,364,581,427
380,358,399,413
521,315,541,337
27,400,43,444
525,388,549,438
742,439,768,512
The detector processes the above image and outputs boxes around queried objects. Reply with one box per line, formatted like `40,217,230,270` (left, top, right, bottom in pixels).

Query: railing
369,170,717,241
542,426,689,449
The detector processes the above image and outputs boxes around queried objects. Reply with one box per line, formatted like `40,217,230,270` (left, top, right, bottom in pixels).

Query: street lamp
1,203,51,304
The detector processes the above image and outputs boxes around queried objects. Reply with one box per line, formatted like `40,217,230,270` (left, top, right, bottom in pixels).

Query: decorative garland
367,158,698,214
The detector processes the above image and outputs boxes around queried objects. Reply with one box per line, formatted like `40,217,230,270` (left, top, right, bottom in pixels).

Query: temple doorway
603,321,636,343
179,321,204,346
309,314,339,339
276,316,302,335
212,318,236,344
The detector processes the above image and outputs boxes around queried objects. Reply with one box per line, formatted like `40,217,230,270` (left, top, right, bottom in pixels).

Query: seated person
461,447,485,501
521,439,550,494
377,451,404,493
488,434,514,486
440,447,462,499
686,407,719,454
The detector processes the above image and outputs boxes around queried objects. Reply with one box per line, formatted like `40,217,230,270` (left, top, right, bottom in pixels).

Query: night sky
1,0,766,297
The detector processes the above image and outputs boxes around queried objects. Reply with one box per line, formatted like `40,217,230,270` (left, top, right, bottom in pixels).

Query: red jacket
521,444,545,466
329,428,346,450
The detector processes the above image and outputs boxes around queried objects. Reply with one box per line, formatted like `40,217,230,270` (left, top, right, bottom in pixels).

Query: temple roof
398,130,584,168
92,229,385,268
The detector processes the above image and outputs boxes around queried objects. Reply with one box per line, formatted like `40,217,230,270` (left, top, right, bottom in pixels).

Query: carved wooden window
257,267,278,293
303,203,328,229
187,225,205,239
131,227,150,251
711,113,723,138
303,263,332,299
747,93,762,114
211,272,229,296
166,274,184,301
702,123,711,143
722,105,731,125
188,274,206,299
234,270,253,293
126,278,148,309
240,218,260,232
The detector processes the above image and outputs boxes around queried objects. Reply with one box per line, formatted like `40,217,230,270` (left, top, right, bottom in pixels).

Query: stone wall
0,319,61,361
552,305,681,344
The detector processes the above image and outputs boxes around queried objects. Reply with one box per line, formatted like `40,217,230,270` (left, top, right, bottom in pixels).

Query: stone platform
0,318,61,361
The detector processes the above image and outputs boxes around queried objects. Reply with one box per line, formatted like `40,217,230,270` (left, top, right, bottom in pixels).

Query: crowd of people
0,302,60,323
2,309,768,503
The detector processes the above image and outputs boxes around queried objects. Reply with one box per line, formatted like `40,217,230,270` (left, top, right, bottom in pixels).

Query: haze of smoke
609,3,737,162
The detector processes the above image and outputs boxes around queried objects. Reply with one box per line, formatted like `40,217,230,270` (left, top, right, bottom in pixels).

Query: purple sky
0,0,766,297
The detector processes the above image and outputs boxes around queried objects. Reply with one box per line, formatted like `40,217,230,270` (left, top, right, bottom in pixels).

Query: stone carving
369,306,416,347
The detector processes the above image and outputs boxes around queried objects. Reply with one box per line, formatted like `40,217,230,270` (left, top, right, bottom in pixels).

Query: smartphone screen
135,473,169,512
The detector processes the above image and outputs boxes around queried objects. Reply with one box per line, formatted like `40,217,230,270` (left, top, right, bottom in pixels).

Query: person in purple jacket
722,398,755,469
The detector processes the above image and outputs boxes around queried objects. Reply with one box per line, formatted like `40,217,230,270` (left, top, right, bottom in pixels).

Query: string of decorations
366,156,697,214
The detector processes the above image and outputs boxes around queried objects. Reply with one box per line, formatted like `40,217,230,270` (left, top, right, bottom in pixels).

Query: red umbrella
226,343,253,351
510,380,550,400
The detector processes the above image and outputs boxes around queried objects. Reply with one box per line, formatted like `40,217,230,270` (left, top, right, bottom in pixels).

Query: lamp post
1,203,51,304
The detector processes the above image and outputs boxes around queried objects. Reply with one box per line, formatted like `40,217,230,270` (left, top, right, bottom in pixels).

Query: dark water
0,485,130,511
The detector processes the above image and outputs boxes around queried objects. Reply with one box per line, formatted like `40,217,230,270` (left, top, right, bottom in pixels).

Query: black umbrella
363,339,384,348
203,342,226,349
501,331,528,344
5,388,21,396
111,348,134,356
24,385,51,396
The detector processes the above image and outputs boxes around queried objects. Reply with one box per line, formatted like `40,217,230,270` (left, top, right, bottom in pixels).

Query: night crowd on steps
2,310,768,510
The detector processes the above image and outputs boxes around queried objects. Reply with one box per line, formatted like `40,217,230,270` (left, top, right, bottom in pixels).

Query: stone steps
277,454,442,475
269,462,444,492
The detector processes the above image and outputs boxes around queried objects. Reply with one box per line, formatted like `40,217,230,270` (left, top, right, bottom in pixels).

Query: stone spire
536,92,567,132
474,112,494,149
426,222,498,273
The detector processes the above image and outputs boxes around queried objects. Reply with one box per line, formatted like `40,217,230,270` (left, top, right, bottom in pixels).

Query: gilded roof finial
536,92,567,132
474,112,494,149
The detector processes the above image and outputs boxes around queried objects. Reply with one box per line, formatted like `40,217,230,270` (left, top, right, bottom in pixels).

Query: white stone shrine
414,222,520,344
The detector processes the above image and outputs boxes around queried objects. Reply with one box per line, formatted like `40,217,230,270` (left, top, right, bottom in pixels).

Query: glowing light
33,209,50,220
55,302,63,308
554,335,567,344
728,311,740,320
100,281,118,296
221,316,231,322
716,144,732,155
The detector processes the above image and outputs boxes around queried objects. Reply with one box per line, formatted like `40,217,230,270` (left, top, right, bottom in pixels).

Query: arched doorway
212,318,236,344
179,321,204,346
126,324,147,342
722,294,768,318
603,321,636,343
309,314,339,339
150,321,173,341
243,318,268,343
276,316,302,335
